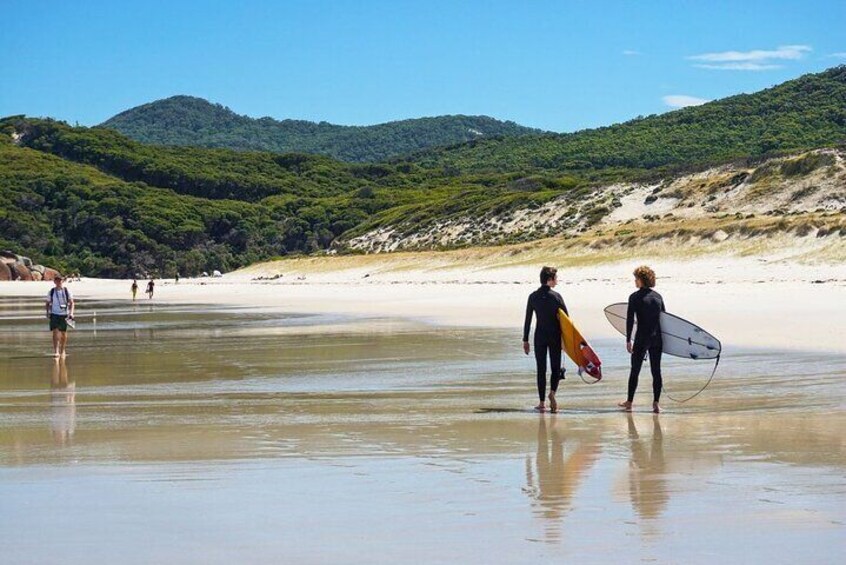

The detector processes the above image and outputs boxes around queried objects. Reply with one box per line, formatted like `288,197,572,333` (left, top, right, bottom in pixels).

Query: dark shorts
49,314,68,332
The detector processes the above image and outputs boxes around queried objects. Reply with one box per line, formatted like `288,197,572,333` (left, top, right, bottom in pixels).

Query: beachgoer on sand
522,266,569,413
619,266,665,414
46,275,74,358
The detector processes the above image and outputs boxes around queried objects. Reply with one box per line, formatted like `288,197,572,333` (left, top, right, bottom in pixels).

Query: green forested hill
1,117,551,276
2,67,845,277
101,96,541,162
14,118,373,201
408,66,846,174
0,140,284,276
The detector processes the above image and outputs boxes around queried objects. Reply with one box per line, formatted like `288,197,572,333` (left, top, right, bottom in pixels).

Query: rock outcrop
0,251,62,281
43,267,62,280
10,263,33,281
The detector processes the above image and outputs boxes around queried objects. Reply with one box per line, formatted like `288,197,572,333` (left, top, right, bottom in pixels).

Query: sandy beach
1,249,845,563
3,246,844,353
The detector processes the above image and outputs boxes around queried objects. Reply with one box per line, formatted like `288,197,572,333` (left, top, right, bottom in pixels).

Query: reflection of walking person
626,413,667,520
524,418,597,541
523,266,568,412
131,279,138,301
619,266,665,414
50,358,76,446
146,279,155,299
46,275,74,358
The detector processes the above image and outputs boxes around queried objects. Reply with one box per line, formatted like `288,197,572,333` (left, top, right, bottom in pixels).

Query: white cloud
694,62,782,71
663,95,710,108
689,45,810,62
688,45,811,70
622,50,642,56
829,52,846,58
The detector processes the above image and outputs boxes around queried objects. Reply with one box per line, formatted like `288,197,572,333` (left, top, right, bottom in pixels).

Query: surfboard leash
662,354,720,403
577,370,601,385
578,373,596,384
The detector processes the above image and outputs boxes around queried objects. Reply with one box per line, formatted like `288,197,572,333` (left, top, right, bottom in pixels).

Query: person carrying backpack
46,275,74,358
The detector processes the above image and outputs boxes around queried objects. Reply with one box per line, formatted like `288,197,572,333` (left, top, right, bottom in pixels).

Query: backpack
50,287,71,310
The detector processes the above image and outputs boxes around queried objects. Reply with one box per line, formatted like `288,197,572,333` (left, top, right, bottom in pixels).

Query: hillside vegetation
101,95,541,162
2,117,557,276
408,66,846,176
0,140,286,276
348,148,846,252
1,67,844,277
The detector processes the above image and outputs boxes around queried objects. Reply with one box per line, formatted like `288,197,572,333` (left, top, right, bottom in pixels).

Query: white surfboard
603,303,721,360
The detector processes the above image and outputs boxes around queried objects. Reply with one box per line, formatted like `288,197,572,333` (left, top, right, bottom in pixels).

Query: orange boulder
43,268,63,281
11,264,33,281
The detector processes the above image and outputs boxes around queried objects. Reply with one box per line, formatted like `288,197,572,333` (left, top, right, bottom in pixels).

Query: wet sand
0,297,843,563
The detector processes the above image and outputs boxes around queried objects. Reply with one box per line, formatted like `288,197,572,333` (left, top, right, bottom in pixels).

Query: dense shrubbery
101,95,541,162
0,118,562,276
408,66,846,175
13,119,369,201
1,67,844,276
0,143,290,276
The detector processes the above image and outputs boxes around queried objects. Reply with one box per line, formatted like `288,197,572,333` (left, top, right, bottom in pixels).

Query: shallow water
0,297,843,563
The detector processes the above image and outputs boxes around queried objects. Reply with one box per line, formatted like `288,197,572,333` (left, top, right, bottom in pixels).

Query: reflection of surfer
50,359,76,446
626,413,667,521
619,266,665,414
525,418,597,541
522,266,569,413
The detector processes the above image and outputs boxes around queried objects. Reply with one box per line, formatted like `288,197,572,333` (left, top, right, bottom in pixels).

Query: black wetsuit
626,287,665,403
523,286,568,402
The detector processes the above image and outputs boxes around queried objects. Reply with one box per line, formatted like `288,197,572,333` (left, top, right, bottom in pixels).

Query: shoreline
2,252,844,354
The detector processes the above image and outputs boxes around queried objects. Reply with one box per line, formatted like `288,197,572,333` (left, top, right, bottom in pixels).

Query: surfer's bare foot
618,401,632,412
652,402,661,414
534,403,546,412
548,391,558,413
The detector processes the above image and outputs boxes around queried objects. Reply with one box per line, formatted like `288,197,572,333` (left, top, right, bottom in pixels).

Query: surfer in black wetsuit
619,265,665,414
523,266,569,413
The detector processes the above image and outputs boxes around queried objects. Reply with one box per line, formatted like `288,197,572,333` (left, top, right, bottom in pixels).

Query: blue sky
1,0,844,132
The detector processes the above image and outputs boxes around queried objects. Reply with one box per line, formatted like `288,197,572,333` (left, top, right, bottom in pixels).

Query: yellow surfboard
558,309,602,380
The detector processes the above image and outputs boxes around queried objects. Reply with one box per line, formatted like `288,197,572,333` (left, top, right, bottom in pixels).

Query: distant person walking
46,275,74,358
131,279,138,301
175,272,180,284
523,266,569,413
619,266,665,414
146,279,155,299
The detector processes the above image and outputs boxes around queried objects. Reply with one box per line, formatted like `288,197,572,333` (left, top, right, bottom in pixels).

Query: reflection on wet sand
626,413,667,524
0,297,844,562
50,359,75,446
525,417,598,542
